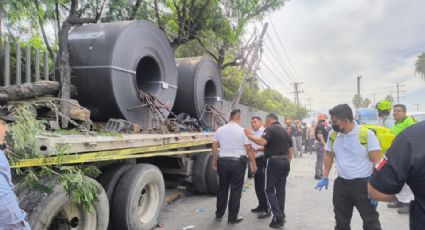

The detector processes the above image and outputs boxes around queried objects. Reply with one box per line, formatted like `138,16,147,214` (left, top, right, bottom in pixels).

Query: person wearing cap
212,109,257,224
376,100,393,128
314,114,328,180
244,113,293,228
0,113,31,229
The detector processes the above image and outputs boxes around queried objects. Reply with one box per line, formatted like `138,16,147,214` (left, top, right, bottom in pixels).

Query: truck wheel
193,153,210,193
112,164,165,230
99,164,133,203
16,176,109,230
206,155,219,195
98,164,133,229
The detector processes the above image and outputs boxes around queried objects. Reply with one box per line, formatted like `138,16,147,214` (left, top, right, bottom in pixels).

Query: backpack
329,124,395,157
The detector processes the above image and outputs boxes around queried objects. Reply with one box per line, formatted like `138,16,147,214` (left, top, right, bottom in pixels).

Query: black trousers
265,156,290,219
254,156,268,210
333,177,382,230
216,158,247,220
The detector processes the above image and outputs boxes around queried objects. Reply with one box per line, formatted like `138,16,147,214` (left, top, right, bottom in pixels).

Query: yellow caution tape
12,139,212,168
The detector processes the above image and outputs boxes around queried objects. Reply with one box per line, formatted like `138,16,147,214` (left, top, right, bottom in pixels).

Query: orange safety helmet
318,114,327,121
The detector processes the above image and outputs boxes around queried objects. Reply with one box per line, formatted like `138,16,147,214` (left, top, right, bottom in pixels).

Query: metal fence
1,40,56,86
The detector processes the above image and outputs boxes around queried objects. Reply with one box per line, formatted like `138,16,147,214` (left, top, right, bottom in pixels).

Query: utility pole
306,97,313,117
395,81,405,104
396,82,400,104
306,97,313,111
357,75,362,97
414,104,420,112
290,82,304,105
231,23,268,110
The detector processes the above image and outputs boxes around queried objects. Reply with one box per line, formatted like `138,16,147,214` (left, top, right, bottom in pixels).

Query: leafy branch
8,106,101,211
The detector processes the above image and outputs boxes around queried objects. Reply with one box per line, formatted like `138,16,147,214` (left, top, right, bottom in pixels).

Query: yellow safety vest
330,125,395,157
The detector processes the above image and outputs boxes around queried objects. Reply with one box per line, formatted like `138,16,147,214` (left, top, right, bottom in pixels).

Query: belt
219,157,244,161
268,155,288,159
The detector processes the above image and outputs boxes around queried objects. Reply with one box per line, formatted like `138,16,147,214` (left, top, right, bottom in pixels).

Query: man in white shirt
212,109,257,224
315,104,382,230
249,116,269,218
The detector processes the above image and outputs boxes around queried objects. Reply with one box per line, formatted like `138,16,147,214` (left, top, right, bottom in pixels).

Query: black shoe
397,203,410,214
228,216,243,224
251,206,263,213
258,210,272,219
314,175,321,180
269,216,284,228
387,200,404,208
215,215,223,222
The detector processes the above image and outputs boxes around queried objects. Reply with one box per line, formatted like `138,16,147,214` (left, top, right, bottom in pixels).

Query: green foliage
415,52,425,80
8,106,44,157
58,166,101,211
8,106,101,211
222,71,307,119
352,94,371,108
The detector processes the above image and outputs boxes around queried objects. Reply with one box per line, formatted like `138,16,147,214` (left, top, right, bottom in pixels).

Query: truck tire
193,153,210,193
111,164,165,230
16,176,109,230
99,164,133,203
98,164,133,229
206,155,219,195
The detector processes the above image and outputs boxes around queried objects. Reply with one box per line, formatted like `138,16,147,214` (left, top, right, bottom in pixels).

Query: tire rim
137,182,160,223
49,202,96,230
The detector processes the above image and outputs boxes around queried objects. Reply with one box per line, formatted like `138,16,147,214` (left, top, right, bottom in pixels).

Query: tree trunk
58,21,72,128
0,1,4,82
0,81,60,103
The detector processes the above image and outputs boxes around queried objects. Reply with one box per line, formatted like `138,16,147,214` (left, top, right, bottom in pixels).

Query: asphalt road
158,154,409,230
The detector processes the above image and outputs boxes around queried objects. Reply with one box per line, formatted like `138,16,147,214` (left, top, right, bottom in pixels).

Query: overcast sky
258,0,425,114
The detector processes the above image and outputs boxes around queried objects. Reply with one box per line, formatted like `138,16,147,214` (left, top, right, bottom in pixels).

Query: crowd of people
212,101,424,230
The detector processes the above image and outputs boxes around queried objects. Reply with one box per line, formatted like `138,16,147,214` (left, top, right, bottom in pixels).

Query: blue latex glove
368,196,379,209
315,178,329,191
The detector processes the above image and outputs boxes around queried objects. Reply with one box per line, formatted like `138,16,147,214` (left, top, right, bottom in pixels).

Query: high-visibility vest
329,125,395,158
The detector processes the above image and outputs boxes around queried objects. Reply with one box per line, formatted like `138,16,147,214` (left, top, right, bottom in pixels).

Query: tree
361,98,371,108
0,0,4,81
55,0,103,128
385,95,394,103
415,52,425,80
353,94,363,109
352,94,371,108
196,0,286,73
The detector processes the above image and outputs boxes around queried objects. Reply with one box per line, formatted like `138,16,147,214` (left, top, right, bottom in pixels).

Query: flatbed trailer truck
11,131,217,230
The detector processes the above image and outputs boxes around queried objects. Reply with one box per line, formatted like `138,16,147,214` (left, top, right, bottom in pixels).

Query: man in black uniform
368,121,425,230
244,113,293,228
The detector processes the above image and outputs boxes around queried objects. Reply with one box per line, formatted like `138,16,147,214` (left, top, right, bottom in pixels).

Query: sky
257,0,425,114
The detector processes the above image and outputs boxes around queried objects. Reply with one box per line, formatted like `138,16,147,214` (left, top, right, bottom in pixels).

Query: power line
261,49,293,84
264,32,296,82
268,17,303,82
261,60,289,87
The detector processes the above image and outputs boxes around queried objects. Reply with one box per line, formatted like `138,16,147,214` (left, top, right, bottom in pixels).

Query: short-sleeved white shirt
325,124,381,179
251,126,265,158
213,122,250,158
